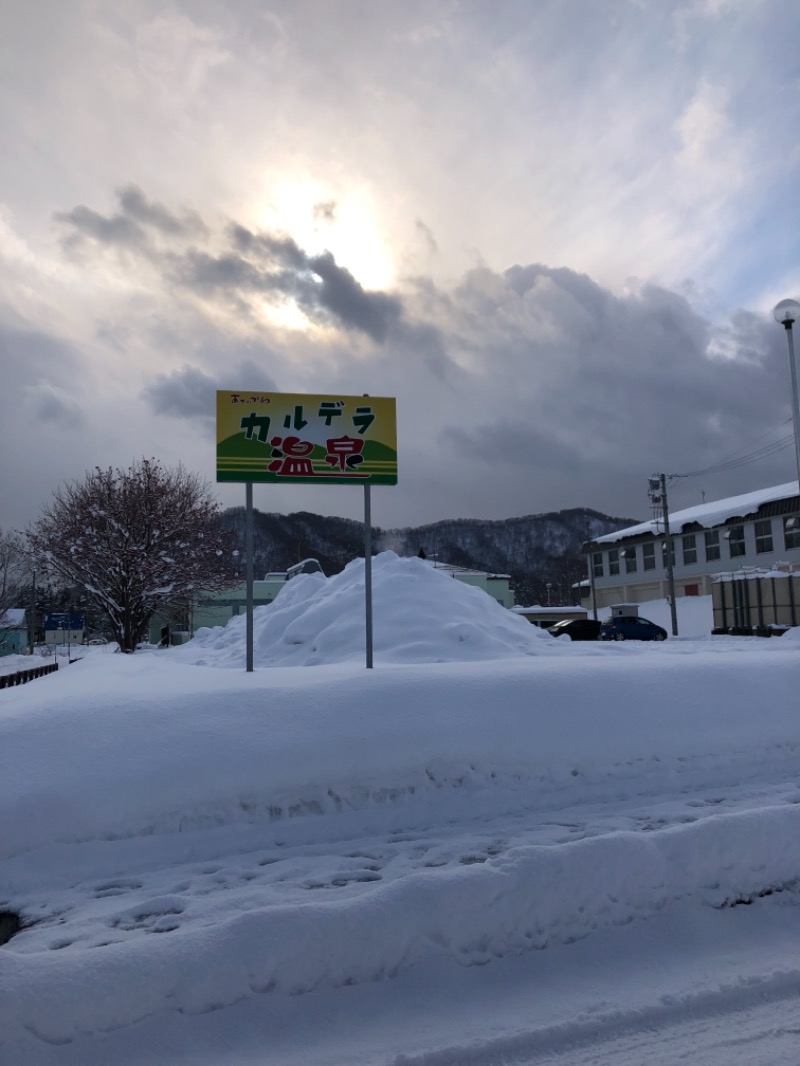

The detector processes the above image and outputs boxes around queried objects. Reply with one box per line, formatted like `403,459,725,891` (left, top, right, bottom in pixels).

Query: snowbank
176,551,555,667
2,552,800,1061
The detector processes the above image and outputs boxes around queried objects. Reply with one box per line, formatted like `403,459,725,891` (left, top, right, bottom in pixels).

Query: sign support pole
246,481,254,672
364,482,373,669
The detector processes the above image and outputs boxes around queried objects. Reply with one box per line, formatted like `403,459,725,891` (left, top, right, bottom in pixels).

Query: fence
712,569,800,634
0,662,59,689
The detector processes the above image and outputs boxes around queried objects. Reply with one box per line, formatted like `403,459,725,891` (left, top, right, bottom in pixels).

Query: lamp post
28,568,36,655
773,298,800,492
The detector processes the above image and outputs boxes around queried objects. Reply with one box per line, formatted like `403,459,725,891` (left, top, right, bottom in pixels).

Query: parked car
599,616,667,641
548,618,602,641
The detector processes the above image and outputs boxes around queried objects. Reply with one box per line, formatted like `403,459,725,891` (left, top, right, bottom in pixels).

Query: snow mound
176,550,556,667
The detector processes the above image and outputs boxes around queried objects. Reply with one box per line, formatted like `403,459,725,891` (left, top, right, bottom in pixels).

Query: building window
704,530,720,561
623,548,637,573
754,519,773,554
726,525,745,558
682,534,697,566
608,549,620,576
592,552,603,578
784,516,800,551
642,543,656,570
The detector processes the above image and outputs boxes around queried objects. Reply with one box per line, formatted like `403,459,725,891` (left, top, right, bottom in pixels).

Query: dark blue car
599,615,667,641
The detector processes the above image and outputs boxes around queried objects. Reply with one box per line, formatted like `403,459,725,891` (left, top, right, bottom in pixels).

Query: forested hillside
220,507,637,605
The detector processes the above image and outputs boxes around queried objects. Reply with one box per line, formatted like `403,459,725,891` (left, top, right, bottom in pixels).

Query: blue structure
44,612,85,646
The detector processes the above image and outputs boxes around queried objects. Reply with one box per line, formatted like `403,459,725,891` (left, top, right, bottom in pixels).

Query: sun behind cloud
251,175,396,294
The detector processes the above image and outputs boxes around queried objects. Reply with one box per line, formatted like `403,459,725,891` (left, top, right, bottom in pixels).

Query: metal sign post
246,481,254,673
364,482,373,669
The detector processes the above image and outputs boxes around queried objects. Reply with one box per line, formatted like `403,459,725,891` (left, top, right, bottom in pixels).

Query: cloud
389,263,793,521
142,360,279,421
24,383,85,429
2,217,795,535
1,0,798,545
305,251,402,342
117,185,208,239
312,201,336,224
56,195,404,342
55,185,208,253
54,204,147,250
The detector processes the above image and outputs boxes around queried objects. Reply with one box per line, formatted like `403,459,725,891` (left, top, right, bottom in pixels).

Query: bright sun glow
253,177,396,298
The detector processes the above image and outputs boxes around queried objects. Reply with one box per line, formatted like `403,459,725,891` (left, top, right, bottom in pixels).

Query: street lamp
28,568,36,655
773,298,800,492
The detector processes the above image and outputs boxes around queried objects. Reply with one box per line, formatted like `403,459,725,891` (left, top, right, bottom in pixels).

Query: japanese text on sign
216,392,397,485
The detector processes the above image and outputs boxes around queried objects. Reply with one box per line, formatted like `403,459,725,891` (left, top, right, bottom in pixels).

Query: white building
420,560,515,608
583,481,800,610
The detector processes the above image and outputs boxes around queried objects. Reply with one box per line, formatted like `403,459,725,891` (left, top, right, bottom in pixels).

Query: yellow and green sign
216,391,398,485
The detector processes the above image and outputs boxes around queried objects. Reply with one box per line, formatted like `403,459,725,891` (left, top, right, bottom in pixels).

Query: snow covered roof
0,608,26,628
592,481,799,545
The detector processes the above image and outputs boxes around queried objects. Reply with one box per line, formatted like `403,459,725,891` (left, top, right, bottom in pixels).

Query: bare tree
0,528,29,648
26,459,238,652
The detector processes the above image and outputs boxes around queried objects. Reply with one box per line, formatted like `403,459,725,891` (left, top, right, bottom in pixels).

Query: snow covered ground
2,553,799,1065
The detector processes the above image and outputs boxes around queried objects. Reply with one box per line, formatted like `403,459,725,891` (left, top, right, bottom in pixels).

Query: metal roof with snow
592,481,800,546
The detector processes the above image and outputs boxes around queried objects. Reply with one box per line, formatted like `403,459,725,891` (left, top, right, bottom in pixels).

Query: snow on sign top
216,390,397,485
593,480,800,545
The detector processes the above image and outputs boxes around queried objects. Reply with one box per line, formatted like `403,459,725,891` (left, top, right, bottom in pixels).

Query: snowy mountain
220,506,638,603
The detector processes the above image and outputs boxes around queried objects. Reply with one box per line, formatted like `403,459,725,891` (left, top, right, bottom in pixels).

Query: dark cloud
55,185,207,251
415,219,439,256
304,251,402,342
54,204,147,249
117,184,207,239
226,224,308,270
141,360,279,421
0,322,83,389
168,248,276,295
31,385,85,429
312,200,337,224
141,364,219,419
417,265,791,517
0,321,94,529
31,186,799,531
55,191,405,342
173,223,404,342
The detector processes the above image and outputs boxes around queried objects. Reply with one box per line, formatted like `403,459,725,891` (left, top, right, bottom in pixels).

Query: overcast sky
2,0,799,535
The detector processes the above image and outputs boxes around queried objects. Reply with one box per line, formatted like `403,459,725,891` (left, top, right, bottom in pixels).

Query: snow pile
177,550,555,667
0,653,35,676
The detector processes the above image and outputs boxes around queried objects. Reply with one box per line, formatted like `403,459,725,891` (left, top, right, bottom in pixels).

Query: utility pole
28,568,36,654
648,475,678,636
584,521,598,621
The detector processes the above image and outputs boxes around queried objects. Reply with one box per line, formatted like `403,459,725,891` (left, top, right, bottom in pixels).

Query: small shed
609,603,639,619
0,609,28,656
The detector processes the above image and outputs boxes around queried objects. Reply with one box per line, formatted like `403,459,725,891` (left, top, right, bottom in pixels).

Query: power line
675,420,793,480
